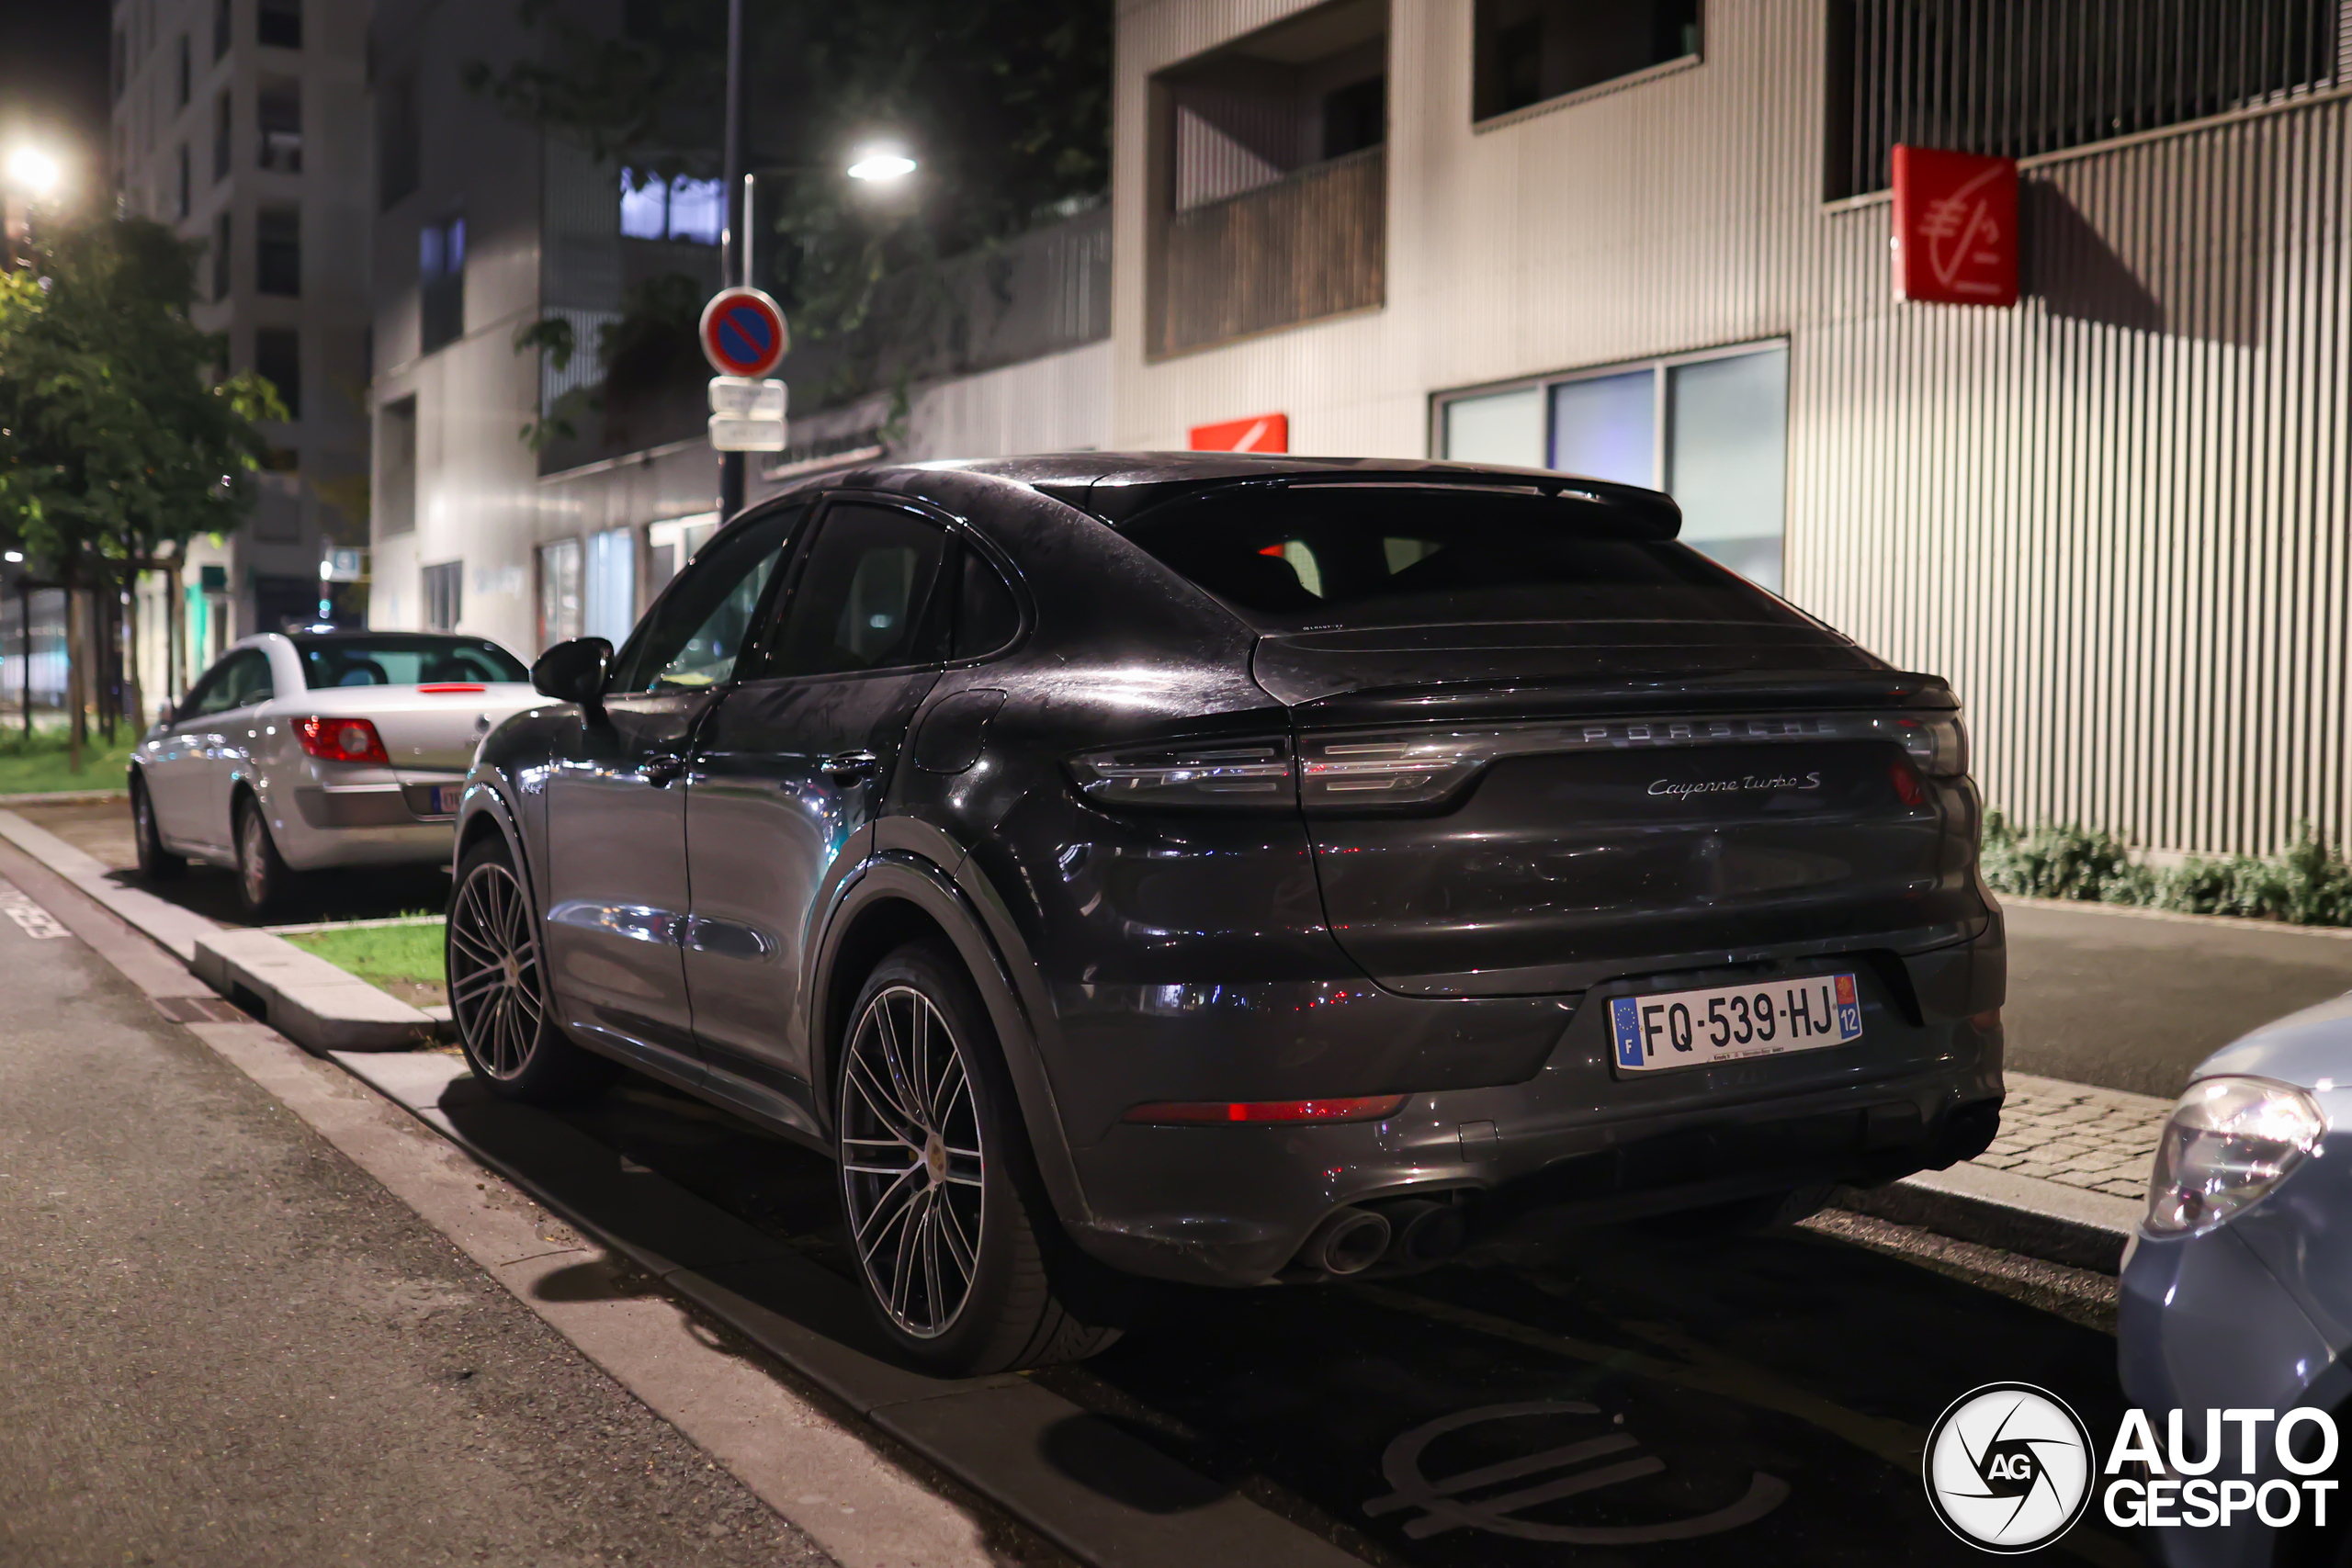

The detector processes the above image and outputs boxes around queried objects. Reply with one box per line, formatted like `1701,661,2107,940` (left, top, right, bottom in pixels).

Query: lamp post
3,145,62,271
718,0,748,520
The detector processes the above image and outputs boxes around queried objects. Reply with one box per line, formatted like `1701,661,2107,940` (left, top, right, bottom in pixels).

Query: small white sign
709,413,788,452
708,377,787,418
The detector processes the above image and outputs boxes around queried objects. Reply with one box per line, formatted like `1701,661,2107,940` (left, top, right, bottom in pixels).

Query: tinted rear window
1122,487,1812,632
296,636,527,689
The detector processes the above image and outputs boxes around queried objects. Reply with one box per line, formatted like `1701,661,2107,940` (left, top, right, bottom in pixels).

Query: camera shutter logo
1923,1383,2094,1552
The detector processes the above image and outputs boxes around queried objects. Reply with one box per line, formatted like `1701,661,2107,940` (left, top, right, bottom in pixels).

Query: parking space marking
0,880,72,941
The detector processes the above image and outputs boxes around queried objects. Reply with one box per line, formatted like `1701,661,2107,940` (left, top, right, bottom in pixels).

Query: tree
469,0,1110,346
0,217,281,768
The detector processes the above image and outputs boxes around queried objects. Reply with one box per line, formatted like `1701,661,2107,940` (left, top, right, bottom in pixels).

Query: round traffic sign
698,287,790,378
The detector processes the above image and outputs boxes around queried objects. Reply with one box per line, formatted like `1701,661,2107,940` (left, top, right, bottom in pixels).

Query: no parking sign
698,287,790,378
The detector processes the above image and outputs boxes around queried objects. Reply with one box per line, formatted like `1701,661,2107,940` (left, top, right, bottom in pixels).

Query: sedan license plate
431,784,464,815
1610,973,1862,1073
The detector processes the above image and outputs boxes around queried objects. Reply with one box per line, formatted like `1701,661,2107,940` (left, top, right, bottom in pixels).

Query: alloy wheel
237,809,269,908
840,985,986,1338
447,861,546,1079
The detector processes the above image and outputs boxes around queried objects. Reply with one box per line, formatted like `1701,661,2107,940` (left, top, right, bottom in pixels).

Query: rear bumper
1055,929,2006,1287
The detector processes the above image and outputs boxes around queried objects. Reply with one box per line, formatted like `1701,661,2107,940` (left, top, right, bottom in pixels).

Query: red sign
698,287,791,378
1189,412,1289,453
1892,146,2018,307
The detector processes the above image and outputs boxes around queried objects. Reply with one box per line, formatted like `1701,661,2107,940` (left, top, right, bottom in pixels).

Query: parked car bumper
1055,931,2006,1287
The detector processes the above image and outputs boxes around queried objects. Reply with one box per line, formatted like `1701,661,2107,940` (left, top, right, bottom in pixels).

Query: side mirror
531,637,613,711
154,701,176,728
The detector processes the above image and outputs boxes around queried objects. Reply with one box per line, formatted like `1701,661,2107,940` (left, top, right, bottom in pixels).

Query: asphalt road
0,871,833,1567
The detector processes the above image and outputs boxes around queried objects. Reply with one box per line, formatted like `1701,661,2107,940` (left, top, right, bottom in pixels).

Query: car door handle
642,753,688,787
822,750,880,783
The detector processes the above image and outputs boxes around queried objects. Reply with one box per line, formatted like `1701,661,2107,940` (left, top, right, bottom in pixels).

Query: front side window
767,504,949,679
616,508,801,694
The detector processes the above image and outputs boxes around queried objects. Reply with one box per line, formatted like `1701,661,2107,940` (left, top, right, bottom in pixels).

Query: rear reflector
297,716,390,765
1122,1094,1408,1125
417,682,488,694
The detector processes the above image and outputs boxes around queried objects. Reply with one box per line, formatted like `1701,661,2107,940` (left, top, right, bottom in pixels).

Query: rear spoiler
1032,470,1683,540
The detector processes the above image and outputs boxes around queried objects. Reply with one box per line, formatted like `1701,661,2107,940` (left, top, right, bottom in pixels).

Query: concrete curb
1834,1163,2140,1273
0,787,128,807
0,807,449,1053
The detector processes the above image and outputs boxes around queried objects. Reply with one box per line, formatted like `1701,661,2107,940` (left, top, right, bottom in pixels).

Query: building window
1473,0,1700,121
213,0,231,61
1151,0,1389,356
213,90,232,181
423,561,462,632
176,34,191,107
419,214,465,353
112,28,126,102
258,0,300,50
1437,342,1790,592
211,211,232,300
254,328,300,418
257,80,300,173
537,539,583,649
617,171,725,244
583,527,636,646
255,205,299,296
379,397,417,536
378,73,419,209
1826,0,2341,200
175,144,190,219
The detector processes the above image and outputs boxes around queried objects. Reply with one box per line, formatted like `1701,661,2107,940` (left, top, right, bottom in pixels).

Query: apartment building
110,0,372,689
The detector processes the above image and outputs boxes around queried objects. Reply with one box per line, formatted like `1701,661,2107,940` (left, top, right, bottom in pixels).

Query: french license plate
431,784,464,815
1610,973,1863,1073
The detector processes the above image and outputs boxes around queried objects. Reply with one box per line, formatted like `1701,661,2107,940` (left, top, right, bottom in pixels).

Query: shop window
1472,0,1700,121
1437,343,1789,592
379,397,417,537
256,205,300,296
538,538,583,649
583,527,636,646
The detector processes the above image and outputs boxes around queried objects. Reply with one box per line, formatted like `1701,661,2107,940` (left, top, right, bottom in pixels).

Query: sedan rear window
1121,486,1815,633
295,636,528,689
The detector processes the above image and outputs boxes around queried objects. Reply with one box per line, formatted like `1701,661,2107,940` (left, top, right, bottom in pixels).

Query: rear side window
1122,486,1815,633
768,503,949,677
950,547,1021,660
297,636,526,688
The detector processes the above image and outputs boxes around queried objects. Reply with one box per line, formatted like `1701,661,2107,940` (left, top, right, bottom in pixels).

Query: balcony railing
1150,144,1385,358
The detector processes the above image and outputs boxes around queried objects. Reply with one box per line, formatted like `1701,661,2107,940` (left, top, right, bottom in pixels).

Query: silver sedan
130,629,541,917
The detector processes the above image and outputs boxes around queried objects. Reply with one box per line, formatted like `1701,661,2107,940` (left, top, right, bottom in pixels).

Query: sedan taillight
298,716,390,765
1122,1095,1408,1125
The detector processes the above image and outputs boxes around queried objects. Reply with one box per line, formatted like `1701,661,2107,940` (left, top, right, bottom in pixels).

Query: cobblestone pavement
1974,1070,2177,1202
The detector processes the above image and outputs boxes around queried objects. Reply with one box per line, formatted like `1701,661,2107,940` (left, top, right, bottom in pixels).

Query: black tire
232,794,300,919
130,774,184,881
834,942,1121,1375
447,835,616,1103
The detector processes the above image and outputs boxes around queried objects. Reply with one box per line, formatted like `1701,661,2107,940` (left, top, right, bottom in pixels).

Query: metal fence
1826,0,2345,198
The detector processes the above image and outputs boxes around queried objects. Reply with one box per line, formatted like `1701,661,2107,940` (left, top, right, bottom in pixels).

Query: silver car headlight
2143,1076,2324,1237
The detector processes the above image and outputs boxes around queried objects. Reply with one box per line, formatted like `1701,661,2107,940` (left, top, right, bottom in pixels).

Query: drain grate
152,995,254,1024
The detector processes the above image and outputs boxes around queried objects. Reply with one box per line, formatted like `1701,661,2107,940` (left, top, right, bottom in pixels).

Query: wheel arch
811,854,1093,1232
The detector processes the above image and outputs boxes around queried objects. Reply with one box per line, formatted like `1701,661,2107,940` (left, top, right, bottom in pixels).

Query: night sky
1,1,113,209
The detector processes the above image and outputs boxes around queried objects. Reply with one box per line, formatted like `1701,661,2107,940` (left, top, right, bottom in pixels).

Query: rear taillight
1122,1095,1408,1125
298,716,390,765
1892,714,1970,777
1068,739,1296,808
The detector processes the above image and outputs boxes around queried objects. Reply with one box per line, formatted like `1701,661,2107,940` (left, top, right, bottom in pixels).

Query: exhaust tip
1301,1207,1392,1276
1392,1200,1467,1263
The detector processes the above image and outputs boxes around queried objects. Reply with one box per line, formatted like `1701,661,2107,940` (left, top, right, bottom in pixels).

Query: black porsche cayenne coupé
447,453,2006,1374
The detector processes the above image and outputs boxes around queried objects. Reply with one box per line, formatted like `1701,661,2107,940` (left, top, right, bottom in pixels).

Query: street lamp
846,149,917,183
5,147,61,199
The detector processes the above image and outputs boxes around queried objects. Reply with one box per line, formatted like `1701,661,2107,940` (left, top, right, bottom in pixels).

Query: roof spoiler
1031,470,1682,539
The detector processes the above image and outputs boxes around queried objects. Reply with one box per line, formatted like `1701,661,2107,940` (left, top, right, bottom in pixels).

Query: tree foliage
467,0,1111,344
0,217,281,581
